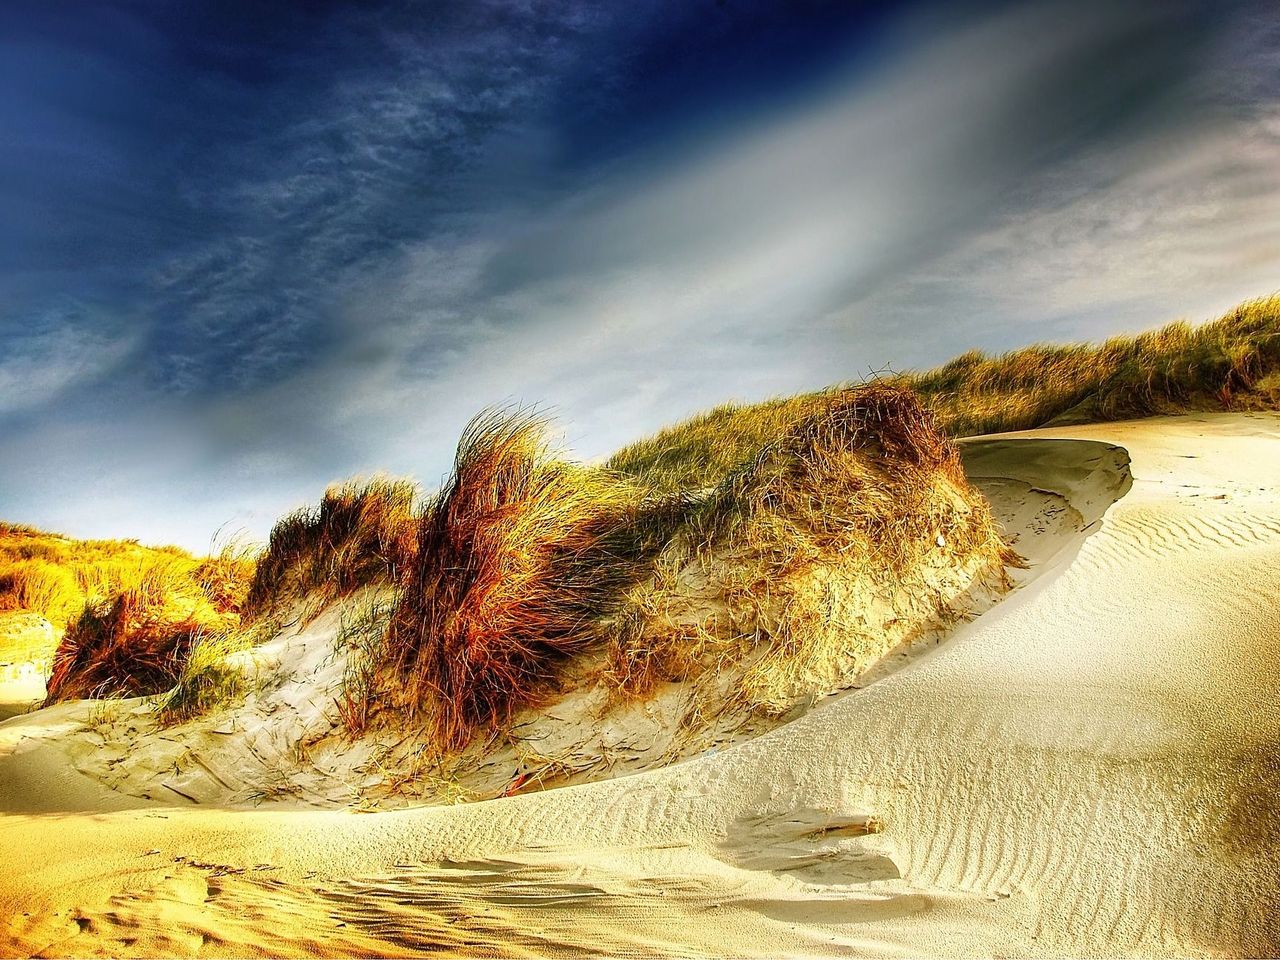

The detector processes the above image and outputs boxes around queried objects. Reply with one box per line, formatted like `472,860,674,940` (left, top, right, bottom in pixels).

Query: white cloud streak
3,0,1275,550
0,310,136,415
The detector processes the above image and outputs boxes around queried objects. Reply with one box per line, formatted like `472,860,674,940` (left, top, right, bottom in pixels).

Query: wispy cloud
0,305,136,415
144,1,605,396
0,0,1274,549
307,0,1254,459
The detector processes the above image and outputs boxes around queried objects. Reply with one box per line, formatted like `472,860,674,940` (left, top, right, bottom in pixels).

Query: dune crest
32,413,1280,957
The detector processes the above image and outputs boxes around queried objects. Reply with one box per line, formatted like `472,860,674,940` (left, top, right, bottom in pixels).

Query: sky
1,0,1278,551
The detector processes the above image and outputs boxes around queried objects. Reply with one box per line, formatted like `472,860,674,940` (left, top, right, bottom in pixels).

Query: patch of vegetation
0,522,213,627
44,559,244,703
604,383,1014,712
383,410,662,750
18,293,1280,745
0,525,256,707
156,617,279,722
609,295,1280,493
378,388,1008,751
243,477,417,620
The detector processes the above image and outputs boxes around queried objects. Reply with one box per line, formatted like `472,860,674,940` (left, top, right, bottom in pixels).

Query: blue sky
2,0,1278,550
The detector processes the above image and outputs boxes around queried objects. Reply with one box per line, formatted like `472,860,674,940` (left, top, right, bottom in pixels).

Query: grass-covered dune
0,523,200,628
375,385,1013,751
610,294,1280,493
0,523,253,704
9,294,1279,752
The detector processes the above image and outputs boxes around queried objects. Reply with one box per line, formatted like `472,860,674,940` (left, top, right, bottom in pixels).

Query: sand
0,412,1276,958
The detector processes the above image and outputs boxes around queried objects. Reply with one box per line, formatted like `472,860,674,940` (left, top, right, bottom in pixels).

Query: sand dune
1,413,1276,957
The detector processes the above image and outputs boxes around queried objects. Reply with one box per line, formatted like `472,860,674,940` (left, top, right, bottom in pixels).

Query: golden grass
605,384,1014,712
243,477,417,620
0,523,256,707
0,522,237,627
384,410,657,751
44,559,242,703
0,560,81,625
609,295,1280,493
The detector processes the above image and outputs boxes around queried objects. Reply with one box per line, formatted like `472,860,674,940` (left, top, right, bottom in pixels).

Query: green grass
609,295,1280,493
156,617,279,722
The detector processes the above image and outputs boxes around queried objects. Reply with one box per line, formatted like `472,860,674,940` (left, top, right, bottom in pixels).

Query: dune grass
373,388,1008,750
0,559,82,626
155,479,418,720
15,294,1280,742
44,558,244,703
156,616,279,722
28,477,414,714
605,384,1014,711
383,410,663,750
371,296,1280,750
334,593,398,735
1,524,256,705
243,477,417,621
609,295,1280,493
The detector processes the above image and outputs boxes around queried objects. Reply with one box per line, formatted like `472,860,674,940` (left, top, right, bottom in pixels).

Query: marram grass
608,294,1280,493
7,294,1279,739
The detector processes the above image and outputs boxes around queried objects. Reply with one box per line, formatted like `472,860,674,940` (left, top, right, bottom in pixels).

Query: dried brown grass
384,410,658,751
243,477,417,620
606,383,1015,713
44,560,241,703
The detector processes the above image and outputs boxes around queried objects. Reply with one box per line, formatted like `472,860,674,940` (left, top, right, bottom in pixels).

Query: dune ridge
5,414,1273,956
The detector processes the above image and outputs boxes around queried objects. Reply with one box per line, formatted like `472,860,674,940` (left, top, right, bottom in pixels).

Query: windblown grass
243,478,417,620
379,390,1007,750
610,295,1280,493
384,410,660,751
605,383,1014,712
44,560,242,703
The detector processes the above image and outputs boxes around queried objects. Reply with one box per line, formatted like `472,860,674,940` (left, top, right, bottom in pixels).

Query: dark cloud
0,0,1275,548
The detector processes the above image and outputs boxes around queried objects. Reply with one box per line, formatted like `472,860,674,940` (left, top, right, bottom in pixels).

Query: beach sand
0,412,1276,958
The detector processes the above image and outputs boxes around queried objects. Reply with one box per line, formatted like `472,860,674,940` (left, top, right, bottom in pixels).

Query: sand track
1,414,1277,957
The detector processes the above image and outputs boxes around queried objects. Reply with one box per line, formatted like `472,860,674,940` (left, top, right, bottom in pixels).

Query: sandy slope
0,413,1276,958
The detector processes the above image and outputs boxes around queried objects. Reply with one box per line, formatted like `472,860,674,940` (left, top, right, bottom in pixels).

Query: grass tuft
44,560,241,703
384,408,655,751
14,294,1280,749
156,618,278,722
243,477,417,620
